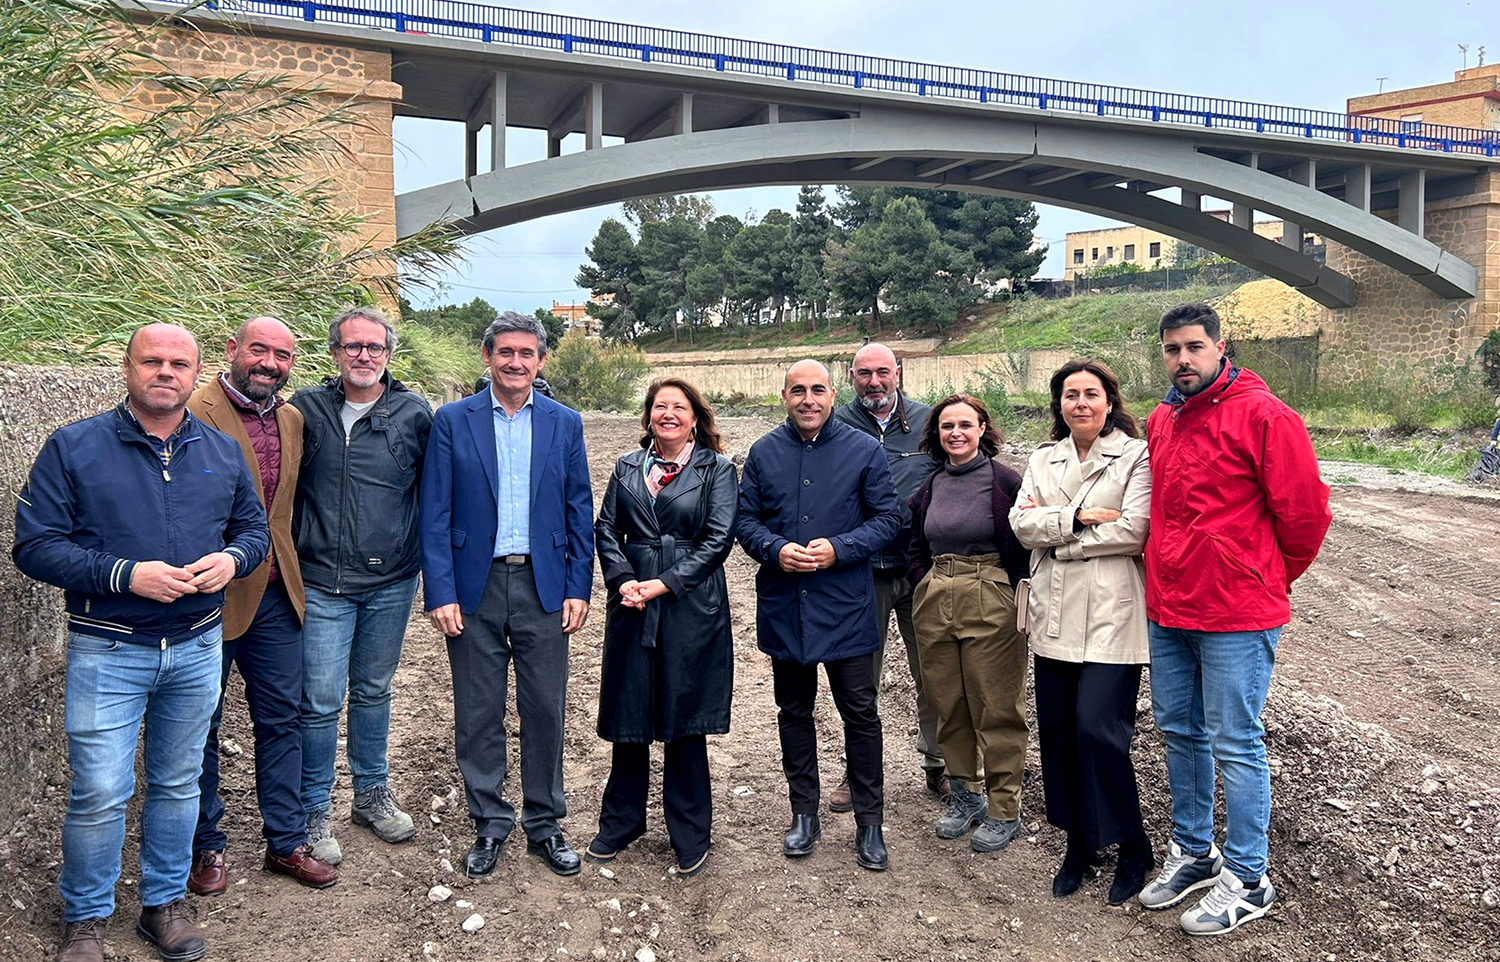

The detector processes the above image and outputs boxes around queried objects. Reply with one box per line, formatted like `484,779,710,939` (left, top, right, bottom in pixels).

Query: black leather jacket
289,373,432,594
833,394,935,571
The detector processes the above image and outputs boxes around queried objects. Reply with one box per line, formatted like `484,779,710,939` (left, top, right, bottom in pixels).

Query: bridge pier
1320,171,1499,376
132,20,402,295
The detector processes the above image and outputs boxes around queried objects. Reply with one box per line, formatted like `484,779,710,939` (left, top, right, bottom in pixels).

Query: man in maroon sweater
185,317,339,895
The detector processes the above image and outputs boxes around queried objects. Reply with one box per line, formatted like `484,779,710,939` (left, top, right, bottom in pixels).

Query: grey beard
857,393,894,414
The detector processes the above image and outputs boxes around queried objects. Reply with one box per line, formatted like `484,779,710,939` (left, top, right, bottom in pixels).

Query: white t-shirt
341,398,377,438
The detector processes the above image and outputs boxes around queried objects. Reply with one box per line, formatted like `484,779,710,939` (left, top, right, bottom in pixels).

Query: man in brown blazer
185,316,338,893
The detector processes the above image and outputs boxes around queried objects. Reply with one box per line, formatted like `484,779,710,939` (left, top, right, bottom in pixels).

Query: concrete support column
1231,152,1257,229
489,71,508,171
1399,170,1426,236
673,93,693,135
585,81,604,151
548,134,563,158
1180,188,1201,211
1281,160,1315,251
766,103,780,124
1344,164,1372,212
465,127,478,182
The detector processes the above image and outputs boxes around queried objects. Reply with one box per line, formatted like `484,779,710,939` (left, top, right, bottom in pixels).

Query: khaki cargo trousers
911,553,1029,819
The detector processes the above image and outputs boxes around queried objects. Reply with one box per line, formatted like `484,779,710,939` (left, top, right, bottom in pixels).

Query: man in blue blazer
419,312,595,879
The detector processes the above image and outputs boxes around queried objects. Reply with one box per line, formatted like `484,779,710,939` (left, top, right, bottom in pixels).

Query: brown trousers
911,554,1029,819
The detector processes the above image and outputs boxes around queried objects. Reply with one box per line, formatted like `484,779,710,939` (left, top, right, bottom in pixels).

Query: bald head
782,359,835,441
227,314,298,402
236,315,294,344
784,359,830,389
126,323,200,366
851,343,900,415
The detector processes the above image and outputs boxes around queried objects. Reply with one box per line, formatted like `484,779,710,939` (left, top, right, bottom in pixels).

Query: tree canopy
575,185,1046,340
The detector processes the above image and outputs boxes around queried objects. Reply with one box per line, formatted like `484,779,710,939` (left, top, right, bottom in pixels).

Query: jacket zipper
336,404,353,594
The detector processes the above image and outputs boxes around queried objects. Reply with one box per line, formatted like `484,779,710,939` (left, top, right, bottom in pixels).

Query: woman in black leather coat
586,377,738,878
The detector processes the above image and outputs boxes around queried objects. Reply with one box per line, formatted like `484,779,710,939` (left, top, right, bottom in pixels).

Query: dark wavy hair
639,377,725,454
1048,358,1140,442
920,393,1002,463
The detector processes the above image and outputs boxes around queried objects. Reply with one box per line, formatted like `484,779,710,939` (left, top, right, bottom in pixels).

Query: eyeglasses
339,342,389,359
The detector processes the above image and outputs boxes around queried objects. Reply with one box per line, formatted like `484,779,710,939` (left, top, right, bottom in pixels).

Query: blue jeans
300,577,417,813
61,628,223,921
1148,622,1281,883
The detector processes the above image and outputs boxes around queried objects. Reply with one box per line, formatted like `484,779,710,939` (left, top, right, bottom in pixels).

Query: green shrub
545,337,650,412
1308,362,1493,434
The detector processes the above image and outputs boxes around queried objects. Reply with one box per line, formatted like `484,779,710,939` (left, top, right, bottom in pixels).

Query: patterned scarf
644,441,693,499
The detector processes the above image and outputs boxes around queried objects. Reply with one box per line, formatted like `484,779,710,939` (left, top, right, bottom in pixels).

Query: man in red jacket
1137,302,1331,936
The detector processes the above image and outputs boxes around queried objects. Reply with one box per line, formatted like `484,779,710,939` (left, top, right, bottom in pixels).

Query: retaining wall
0,367,125,819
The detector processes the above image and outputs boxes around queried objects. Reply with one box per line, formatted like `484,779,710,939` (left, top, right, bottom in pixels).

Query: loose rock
428,885,452,902
462,913,485,933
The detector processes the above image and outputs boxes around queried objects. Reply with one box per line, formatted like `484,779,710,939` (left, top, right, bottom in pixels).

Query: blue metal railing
206,0,1500,158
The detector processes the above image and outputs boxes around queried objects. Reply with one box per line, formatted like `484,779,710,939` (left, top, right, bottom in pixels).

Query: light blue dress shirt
491,388,533,556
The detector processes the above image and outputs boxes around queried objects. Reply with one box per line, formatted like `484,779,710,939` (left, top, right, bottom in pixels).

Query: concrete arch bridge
145,0,1500,368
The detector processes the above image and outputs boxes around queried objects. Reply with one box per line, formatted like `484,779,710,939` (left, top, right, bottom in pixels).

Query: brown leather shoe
828,775,853,813
924,770,952,800
264,844,340,888
56,918,106,962
186,850,226,897
136,899,206,962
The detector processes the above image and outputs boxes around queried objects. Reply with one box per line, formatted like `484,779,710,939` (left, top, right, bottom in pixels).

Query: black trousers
1033,654,1146,850
195,581,305,857
446,560,569,841
595,737,711,861
771,654,884,826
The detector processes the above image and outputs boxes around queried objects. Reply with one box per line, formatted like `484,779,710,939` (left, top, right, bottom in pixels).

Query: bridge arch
399,106,1481,309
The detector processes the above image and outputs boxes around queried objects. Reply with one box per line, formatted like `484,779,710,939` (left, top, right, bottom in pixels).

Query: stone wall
128,19,400,279
1320,171,1500,379
0,368,125,819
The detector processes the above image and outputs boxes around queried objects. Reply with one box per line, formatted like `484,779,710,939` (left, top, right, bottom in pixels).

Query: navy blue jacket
13,404,270,645
419,389,594,614
735,417,902,665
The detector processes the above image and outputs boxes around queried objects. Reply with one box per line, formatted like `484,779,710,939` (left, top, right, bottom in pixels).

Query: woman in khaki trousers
1010,358,1153,905
907,394,1031,855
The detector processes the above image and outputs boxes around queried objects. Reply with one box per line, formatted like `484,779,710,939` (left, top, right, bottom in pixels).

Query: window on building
1105,246,1114,258
1091,247,1099,260
1149,241,1161,258
1073,249,1084,264
1123,244,1136,260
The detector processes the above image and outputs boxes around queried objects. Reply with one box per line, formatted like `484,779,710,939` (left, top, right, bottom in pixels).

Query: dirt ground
2,412,1498,962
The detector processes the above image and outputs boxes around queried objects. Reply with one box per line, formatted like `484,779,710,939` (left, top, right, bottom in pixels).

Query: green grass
1313,432,1480,479
942,285,1237,354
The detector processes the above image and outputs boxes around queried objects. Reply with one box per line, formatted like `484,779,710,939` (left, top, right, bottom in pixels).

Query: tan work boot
56,918,106,962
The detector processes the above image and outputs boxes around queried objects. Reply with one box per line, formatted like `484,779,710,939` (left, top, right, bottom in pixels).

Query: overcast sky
392,0,1493,312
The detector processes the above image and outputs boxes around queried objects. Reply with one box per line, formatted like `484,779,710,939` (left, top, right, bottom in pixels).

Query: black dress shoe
527,833,582,876
782,814,821,857
464,836,504,878
854,824,888,871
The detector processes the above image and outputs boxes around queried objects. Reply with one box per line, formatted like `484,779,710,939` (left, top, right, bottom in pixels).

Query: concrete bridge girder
396,107,1481,305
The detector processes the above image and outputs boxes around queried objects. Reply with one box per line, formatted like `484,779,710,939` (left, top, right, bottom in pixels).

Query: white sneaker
1179,868,1277,936
1138,840,1224,909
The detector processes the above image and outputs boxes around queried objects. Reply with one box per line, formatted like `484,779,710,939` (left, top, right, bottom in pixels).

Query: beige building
1348,63,1500,132
1063,214,1310,280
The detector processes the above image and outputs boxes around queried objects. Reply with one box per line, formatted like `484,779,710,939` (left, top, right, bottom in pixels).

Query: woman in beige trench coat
1010,358,1154,907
